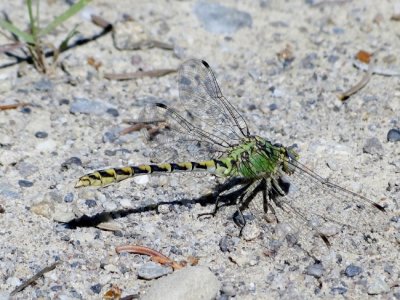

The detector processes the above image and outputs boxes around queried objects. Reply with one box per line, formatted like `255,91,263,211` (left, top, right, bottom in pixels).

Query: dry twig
104,68,176,81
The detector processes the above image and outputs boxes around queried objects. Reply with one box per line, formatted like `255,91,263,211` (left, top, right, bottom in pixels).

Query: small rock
106,108,119,117
133,175,149,185
53,204,76,223
18,179,34,187
61,157,82,170
70,98,116,115
85,199,97,208
20,107,31,114
34,131,48,138
363,137,384,155
306,262,324,278
219,236,235,253
194,1,252,34
387,129,400,142
344,264,363,277
241,223,261,241
138,262,172,280
331,287,347,295
102,130,119,143
16,162,39,177
34,78,53,91
141,266,220,300
64,193,74,203
31,201,55,219
367,277,390,295
90,283,102,294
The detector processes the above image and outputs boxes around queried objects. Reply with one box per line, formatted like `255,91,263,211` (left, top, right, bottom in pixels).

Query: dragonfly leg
197,177,250,219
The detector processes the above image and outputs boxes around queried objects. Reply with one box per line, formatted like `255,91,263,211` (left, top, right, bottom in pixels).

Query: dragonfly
75,59,389,255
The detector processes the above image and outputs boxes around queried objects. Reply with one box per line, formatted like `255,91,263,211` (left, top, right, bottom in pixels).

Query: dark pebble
219,236,235,252
331,287,347,295
50,285,62,292
345,264,363,277
103,131,119,143
106,108,119,117
35,131,48,139
61,157,82,170
64,193,74,203
59,98,70,105
113,230,123,237
20,107,31,114
18,180,33,187
306,262,324,278
104,149,116,156
363,137,384,155
85,199,97,208
387,129,400,142
90,283,102,294
269,103,278,111
170,245,183,255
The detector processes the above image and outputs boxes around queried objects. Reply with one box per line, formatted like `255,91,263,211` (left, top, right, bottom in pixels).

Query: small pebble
59,98,70,105
194,1,252,34
344,264,363,277
106,108,119,117
331,287,347,295
18,179,33,187
70,98,116,115
219,236,235,253
141,266,220,300
241,223,261,241
363,137,384,155
85,199,97,208
306,262,324,278
61,157,82,170
35,131,48,139
64,192,74,203
104,149,116,156
90,283,102,294
50,285,63,292
137,262,172,280
20,107,31,114
367,277,390,295
103,131,119,143
387,129,400,142
34,78,53,91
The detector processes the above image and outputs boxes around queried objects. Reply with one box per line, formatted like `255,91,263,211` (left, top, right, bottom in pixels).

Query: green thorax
216,136,298,179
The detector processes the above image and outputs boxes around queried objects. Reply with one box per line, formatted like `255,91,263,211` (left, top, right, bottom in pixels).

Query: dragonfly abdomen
75,160,228,187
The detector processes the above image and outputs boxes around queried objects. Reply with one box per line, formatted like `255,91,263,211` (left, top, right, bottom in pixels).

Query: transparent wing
178,59,250,142
242,157,391,257
137,59,250,163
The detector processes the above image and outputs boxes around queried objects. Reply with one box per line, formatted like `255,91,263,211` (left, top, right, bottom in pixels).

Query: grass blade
39,0,91,37
0,19,34,43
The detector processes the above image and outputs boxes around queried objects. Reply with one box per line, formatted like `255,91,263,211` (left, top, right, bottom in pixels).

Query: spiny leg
235,179,266,236
198,177,250,219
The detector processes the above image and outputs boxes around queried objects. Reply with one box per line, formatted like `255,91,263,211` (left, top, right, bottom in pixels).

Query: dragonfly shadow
65,180,247,229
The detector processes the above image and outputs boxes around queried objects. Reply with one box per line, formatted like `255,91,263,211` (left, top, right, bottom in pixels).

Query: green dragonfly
76,59,388,254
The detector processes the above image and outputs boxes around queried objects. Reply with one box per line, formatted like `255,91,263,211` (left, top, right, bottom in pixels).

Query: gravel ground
1,0,400,299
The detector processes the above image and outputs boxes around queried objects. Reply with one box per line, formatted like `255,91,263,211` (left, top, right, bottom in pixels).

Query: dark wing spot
202,60,210,68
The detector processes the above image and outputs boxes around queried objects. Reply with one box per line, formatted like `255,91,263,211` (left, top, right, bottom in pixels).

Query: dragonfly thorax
223,136,298,179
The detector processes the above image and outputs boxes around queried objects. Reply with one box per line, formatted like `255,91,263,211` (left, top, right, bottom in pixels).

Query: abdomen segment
75,160,228,187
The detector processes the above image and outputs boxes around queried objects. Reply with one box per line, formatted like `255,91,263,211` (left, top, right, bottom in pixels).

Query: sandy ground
0,0,400,299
